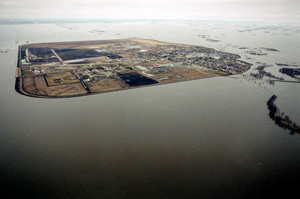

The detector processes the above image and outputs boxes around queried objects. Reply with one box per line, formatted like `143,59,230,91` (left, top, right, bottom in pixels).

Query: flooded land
16,39,250,97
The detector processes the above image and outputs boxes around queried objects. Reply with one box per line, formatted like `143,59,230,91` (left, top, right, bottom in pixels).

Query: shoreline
15,74,219,99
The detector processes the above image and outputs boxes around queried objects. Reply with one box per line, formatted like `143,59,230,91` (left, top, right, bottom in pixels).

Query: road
51,49,65,64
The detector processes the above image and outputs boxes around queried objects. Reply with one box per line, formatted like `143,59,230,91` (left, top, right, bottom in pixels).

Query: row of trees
267,95,300,135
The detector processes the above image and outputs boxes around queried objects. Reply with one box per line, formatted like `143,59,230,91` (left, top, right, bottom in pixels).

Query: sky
0,0,299,22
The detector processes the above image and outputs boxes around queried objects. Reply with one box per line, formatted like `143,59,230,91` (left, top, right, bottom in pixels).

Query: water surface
0,21,300,198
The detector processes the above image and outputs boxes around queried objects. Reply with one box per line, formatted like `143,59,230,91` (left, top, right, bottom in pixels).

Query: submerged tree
266,95,300,135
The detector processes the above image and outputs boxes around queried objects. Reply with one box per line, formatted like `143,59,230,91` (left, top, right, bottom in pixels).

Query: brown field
132,39,190,47
87,78,128,93
118,52,133,58
21,67,34,76
45,72,79,86
47,83,87,96
22,75,48,96
132,39,170,46
152,67,213,83
145,60,175,67
209,70,232,76
178,69,214,79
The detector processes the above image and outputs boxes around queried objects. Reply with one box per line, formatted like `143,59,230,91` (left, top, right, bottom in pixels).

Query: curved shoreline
15,75,219,99
15,39,251,99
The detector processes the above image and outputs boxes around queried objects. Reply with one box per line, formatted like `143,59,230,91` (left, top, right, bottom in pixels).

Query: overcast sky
0,0,299,22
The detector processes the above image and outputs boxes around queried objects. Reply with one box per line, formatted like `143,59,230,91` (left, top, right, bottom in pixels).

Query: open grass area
21,70,35,76
22,75,48,96
47,83,87,96
45,72,80,86
87,78,128,93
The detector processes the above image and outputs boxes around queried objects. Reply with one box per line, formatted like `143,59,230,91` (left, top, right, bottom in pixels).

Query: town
15,39,251,97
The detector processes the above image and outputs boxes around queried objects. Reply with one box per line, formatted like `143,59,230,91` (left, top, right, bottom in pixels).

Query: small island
15,39,251,98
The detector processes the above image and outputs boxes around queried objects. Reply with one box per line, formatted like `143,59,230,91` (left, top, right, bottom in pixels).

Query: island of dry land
15,39,251,98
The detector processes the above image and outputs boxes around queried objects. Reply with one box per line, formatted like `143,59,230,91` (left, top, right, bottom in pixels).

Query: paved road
51,49,65,64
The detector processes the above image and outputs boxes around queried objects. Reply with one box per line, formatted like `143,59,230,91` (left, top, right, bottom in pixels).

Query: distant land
15,39,251,98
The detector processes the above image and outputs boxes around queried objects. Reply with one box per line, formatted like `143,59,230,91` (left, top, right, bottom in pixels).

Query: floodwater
0,21,300,198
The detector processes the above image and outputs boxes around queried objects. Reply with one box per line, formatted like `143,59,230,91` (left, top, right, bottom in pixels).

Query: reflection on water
1,21,300,198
